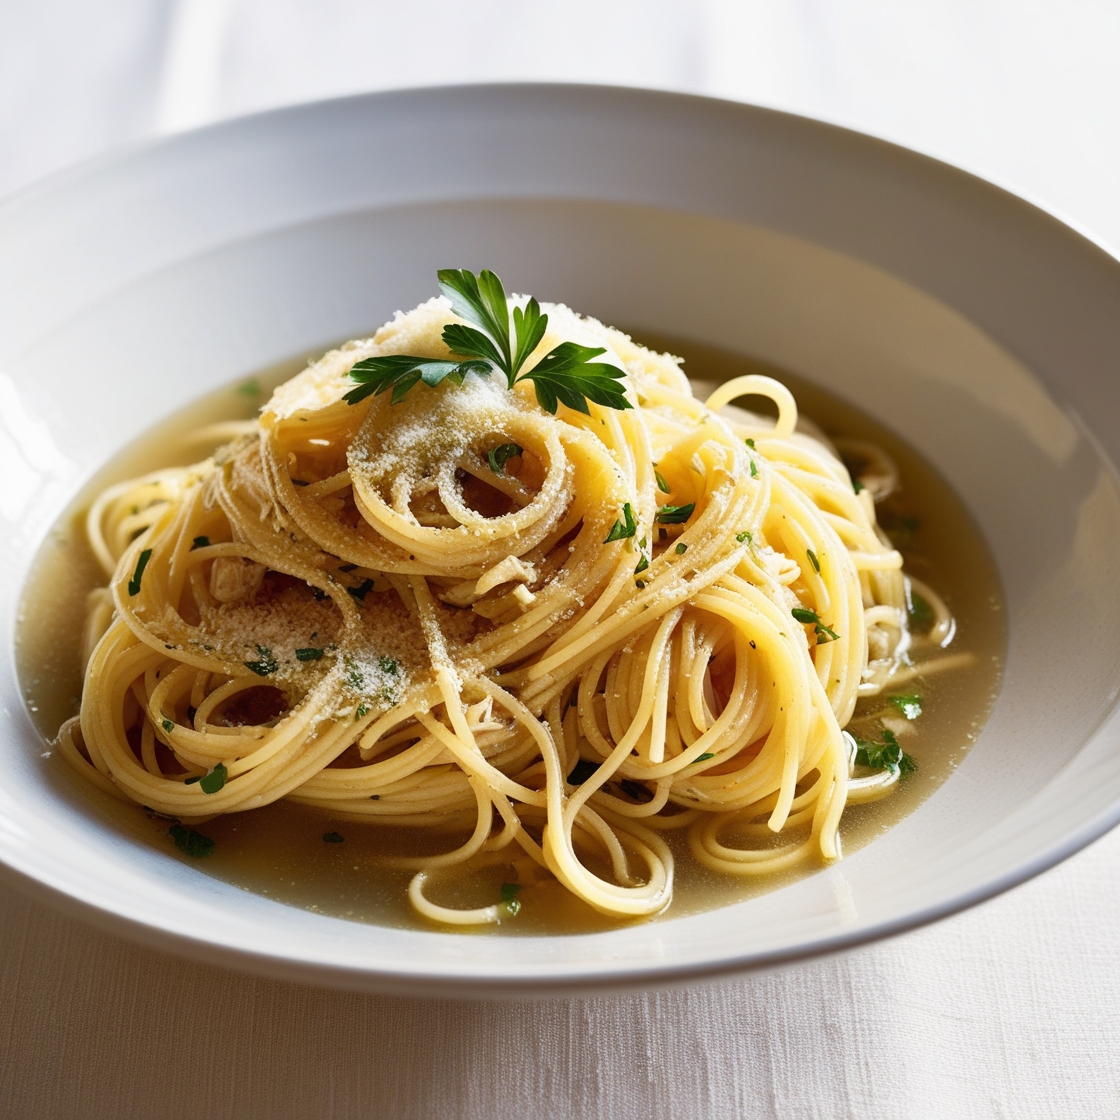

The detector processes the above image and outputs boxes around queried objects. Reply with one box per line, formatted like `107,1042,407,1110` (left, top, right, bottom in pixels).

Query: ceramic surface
2,85,1119,996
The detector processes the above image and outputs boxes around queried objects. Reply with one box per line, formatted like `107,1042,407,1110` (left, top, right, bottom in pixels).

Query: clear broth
17,339,1005,935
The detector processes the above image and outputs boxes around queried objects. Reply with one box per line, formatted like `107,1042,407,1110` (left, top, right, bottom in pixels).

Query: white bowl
3,85,1120,997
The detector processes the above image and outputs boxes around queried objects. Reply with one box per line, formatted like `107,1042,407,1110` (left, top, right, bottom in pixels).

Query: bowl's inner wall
3,192,1120,988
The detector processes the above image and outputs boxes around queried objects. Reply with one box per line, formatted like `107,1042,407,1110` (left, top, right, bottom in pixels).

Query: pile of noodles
58,296,947,924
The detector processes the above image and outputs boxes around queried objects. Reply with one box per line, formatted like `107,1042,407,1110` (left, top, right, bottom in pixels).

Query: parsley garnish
745,438,756,449
675,542,688,555
161,718,174,733
169,824,215,858
693,752,715,763
791,607,840,644
487,442,523,474
296,647,323,661
656,503,694,525
854,729,917,778
605,502,637,543
807,549,820,573
655,469,671,494
128,548,152,596
853,479,865,494
323,831,344,843
749,460,758,479
379,656,399,674
237,379,261,398
244,645,278,676
908,591,934,632
199,763,227,795
499,882,523,916
191,536,210,549
736,530,752,543
634,553,649,575
344,269,632,415
348,578,374,602
888,694,923,720
355,704,369,720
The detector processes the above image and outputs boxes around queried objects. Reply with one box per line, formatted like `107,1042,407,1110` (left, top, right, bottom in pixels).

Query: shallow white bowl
2,85,1120,997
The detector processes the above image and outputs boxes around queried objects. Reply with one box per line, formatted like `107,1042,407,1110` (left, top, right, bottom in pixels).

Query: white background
2,3,1119,1117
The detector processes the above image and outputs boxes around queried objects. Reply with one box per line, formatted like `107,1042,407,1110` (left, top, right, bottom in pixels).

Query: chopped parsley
244,644,278,676
348,578,374,602
655,469,671,494
854,729,917,778
322,831,344,843
199,763,227,795
191,536,210,550
908,591,934,632
675,542,688,555
634,553,649,575
656,503,694,525
853,479,865,494
169,824,215,858
355,704,369,720
749,460,758,479
379,656,399,675
487,442,523,474
605,502,637,542
693,752,715,763
791,607,840,645
295,647,324,662
888,694,923,720
127,548,152,596
745,438,756,449
237,379,261,397
736,530,752,544
807,548,820,573
499,882,523,916
161,718,174,733
344,269,631,415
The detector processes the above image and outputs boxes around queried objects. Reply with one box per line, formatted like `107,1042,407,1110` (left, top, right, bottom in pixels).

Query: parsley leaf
343,354,491,406
736,530,752,543
693,752,715,763
199,763,227,795
908,591,934,632
348,578,374,602
655,469,671,494
244,644,278,676
515,341,631,415
605,502,637,543
853,479,865,494
487,442,523,474
344,269,632,416
888,694,923,720
807,549,820,573
499,881,523,916
161,718,174,733
169,824,215,858
128,548,152,596
749,460,758,479
791,607,840,644
656,503,695,525
295,647,323,662
854,729,917,778
191,536,210,550
675,542,688,555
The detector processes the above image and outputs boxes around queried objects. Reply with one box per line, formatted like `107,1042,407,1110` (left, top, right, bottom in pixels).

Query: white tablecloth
3,4,1119,1116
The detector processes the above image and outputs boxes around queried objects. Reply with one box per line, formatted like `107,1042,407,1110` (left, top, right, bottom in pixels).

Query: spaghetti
58,292,953,924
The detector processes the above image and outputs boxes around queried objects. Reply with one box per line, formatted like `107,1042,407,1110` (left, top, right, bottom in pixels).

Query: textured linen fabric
3,4,1120,1117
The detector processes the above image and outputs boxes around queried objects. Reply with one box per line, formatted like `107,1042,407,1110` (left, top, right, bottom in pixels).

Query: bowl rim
4,81,1120,997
